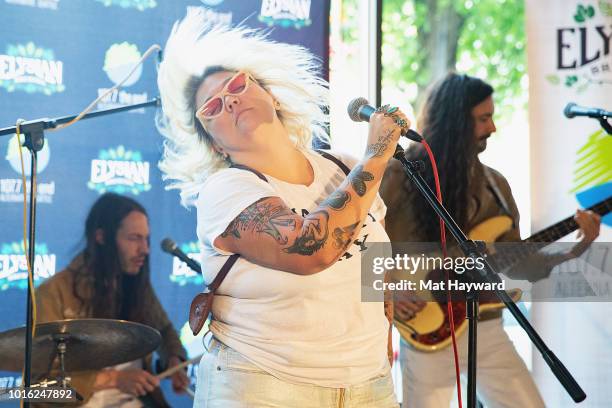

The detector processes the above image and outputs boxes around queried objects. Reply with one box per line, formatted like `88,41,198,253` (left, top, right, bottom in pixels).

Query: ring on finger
382,106,399,117
394,117,408,128
376,104,391,114
385,106,398,116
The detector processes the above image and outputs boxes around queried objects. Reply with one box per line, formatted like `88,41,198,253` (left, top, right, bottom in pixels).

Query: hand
168,356,191,394
570,209,601,257
394,294,426,321
111,369,159,397
366,106,410,161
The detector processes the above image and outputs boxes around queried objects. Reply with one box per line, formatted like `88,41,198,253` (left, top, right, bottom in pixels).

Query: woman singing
156,10,409,407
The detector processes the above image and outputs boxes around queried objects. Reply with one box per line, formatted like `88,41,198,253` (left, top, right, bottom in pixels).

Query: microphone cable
14,120,36,408
421,139,463,408
51,44,161,132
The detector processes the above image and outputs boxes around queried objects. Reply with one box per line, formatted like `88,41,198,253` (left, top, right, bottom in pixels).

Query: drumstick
156,354,202,379
156,354,204,380
156,354,203,380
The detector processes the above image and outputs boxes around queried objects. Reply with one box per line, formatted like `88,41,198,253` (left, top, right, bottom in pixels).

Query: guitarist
379,73,601,408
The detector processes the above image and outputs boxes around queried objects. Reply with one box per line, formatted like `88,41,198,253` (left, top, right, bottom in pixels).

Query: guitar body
395,215,517,352
394,198,611,352
394,287,522,352
395,300,467,352
468,215,514,242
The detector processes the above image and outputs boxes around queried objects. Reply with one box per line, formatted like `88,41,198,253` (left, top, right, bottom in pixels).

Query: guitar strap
483,165,516,228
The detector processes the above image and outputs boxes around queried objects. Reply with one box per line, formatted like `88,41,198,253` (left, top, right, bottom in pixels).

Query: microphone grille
347,97,369,122
161,238,176,253
564,102,576,118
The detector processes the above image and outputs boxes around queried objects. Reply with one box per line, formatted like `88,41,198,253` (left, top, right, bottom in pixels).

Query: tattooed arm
214,109,409,275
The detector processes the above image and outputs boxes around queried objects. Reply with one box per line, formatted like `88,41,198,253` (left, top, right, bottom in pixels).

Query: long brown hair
404,73,493,242
73,193,152,322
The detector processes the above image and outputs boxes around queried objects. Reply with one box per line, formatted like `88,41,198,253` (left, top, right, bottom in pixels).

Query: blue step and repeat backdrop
0,0,329,406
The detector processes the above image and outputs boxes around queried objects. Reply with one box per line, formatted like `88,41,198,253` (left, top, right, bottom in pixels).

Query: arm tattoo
321,190,351,211
366,129,394,158
332,221,359,250
221,199,296,244
348,165,375,197
284,210,329,255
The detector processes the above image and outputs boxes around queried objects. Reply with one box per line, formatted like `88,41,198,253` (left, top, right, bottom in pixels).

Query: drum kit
0,319,199,402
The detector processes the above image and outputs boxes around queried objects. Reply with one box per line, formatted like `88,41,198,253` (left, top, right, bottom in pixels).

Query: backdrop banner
526,1,611,406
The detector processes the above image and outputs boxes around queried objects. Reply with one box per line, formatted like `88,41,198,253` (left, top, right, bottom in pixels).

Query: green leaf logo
95,0,156,11
565,75,579,87
600,1,612,16
574,4,596,22
545,75,561,85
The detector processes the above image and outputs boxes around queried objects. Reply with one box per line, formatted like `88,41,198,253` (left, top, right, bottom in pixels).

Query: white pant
400,318,545,408
196,339,399,407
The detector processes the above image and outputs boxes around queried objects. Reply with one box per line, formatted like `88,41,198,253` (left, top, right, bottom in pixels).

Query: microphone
564,102,612,119
161,238,202,274
347,97,423,142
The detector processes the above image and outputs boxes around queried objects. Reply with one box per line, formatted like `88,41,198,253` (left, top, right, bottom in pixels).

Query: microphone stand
392,146,587,407
0,98,160,407
598,117,612,135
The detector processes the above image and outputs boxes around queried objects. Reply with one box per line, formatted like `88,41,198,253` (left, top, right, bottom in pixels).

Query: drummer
35,193,188,407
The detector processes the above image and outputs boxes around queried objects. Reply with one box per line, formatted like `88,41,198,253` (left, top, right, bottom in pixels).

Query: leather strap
483,166,515,227
230,163,268,182
315,149,351,176
208,254,239,291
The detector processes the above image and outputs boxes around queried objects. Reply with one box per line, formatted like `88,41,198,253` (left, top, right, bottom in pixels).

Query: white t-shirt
195,149,390,387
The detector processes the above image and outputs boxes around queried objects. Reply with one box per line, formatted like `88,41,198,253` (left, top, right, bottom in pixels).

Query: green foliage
454,0,526,116
600,1,612,17
340,0,361,44
381,0,432,96
341,0,528,118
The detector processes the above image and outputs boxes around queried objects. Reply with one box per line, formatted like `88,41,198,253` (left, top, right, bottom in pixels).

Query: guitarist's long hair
404,73,493,242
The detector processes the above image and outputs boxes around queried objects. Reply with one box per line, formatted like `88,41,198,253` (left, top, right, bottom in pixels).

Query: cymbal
0,319,161,374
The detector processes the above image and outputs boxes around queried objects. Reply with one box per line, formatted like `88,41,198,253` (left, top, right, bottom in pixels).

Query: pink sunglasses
196,71,255,120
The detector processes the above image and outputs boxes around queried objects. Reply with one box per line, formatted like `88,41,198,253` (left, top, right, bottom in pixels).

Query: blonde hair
156,9,329,206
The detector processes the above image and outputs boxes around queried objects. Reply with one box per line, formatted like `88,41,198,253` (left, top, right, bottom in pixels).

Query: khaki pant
195,339,399,408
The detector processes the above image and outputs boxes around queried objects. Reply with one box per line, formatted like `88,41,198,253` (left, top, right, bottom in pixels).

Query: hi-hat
0,319,161,374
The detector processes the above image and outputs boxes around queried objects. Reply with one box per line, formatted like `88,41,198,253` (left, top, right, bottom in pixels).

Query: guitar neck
493,198,611,270
525,199,611,243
